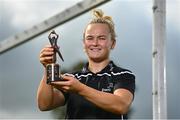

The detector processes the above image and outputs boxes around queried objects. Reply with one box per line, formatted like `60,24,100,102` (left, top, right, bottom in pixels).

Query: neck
88,59,110,73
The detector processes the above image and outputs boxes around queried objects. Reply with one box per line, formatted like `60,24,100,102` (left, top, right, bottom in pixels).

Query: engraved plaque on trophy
46,30,64,84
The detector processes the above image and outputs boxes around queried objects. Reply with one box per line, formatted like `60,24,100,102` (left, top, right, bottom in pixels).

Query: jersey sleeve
61,91,69,104
113,70,135,96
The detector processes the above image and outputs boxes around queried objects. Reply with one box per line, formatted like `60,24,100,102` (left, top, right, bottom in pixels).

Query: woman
37,9,135,119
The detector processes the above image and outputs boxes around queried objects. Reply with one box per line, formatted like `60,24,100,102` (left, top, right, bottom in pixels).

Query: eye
86,36,93,41
99,36,106,40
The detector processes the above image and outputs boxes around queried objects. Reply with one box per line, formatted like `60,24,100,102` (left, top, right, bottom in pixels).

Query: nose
92,38,98,46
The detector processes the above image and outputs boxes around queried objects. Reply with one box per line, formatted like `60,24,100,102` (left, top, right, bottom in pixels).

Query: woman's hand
39,45,54,67
50,75,84,93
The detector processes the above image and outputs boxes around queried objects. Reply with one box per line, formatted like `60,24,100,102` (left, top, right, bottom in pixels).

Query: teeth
90,48,100,51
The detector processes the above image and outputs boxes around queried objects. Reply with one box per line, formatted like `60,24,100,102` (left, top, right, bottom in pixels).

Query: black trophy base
46,63,62,84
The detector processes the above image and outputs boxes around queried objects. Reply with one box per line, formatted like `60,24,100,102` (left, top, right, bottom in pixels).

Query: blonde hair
84,9,116,41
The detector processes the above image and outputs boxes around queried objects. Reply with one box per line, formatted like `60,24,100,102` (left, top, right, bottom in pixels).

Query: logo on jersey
101,82,113,92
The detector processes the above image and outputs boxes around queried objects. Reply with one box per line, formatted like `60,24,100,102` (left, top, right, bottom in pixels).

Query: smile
90,48,101,52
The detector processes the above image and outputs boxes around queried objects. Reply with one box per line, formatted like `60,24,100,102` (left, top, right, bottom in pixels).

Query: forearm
37,69,54,111
78,84,130,114
50,75,132,114
37,69,66,111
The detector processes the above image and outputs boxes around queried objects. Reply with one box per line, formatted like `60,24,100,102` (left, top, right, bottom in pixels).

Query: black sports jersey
63,61,135,119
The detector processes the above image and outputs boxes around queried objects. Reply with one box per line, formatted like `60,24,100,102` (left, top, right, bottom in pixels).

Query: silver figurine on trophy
46,30,64,84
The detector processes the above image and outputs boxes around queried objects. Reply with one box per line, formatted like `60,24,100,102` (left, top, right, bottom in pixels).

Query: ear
111,40,116,49
83,39,86,52
83,39,85,47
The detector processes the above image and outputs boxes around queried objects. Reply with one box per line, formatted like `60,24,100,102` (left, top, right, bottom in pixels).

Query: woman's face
83,23,115,62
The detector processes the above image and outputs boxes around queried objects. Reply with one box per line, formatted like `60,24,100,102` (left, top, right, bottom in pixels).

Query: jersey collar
81,61,115,74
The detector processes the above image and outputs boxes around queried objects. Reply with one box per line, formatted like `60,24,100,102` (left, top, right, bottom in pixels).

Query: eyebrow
85,34,107,37
98,35,106,37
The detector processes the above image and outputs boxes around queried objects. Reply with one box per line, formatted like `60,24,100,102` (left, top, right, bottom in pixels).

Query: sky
0,0,180,119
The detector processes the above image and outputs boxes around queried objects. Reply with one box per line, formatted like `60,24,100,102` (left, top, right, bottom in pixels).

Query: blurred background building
0,0,179,119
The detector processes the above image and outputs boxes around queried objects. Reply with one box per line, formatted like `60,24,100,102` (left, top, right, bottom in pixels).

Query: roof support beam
0,0,110,54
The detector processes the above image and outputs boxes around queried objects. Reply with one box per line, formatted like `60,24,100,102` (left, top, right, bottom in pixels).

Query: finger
40,56,53,62
51,81,70,86
62,73,75,78
40,51,54,58
51,83,70,92
40,57,54,66
52,84,65,91
40,45,54,52
39,46,55,59
62,89,67,93
61,74,74,80
45,44,53,48
62,86,70,91
40,47,54,55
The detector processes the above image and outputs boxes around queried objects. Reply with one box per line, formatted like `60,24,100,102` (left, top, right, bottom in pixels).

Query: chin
89,57,106,63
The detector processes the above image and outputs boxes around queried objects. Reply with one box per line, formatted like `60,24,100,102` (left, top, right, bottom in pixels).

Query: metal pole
152,0,167,119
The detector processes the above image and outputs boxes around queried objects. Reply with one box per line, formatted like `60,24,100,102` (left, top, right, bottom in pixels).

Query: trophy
46,30,64,84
